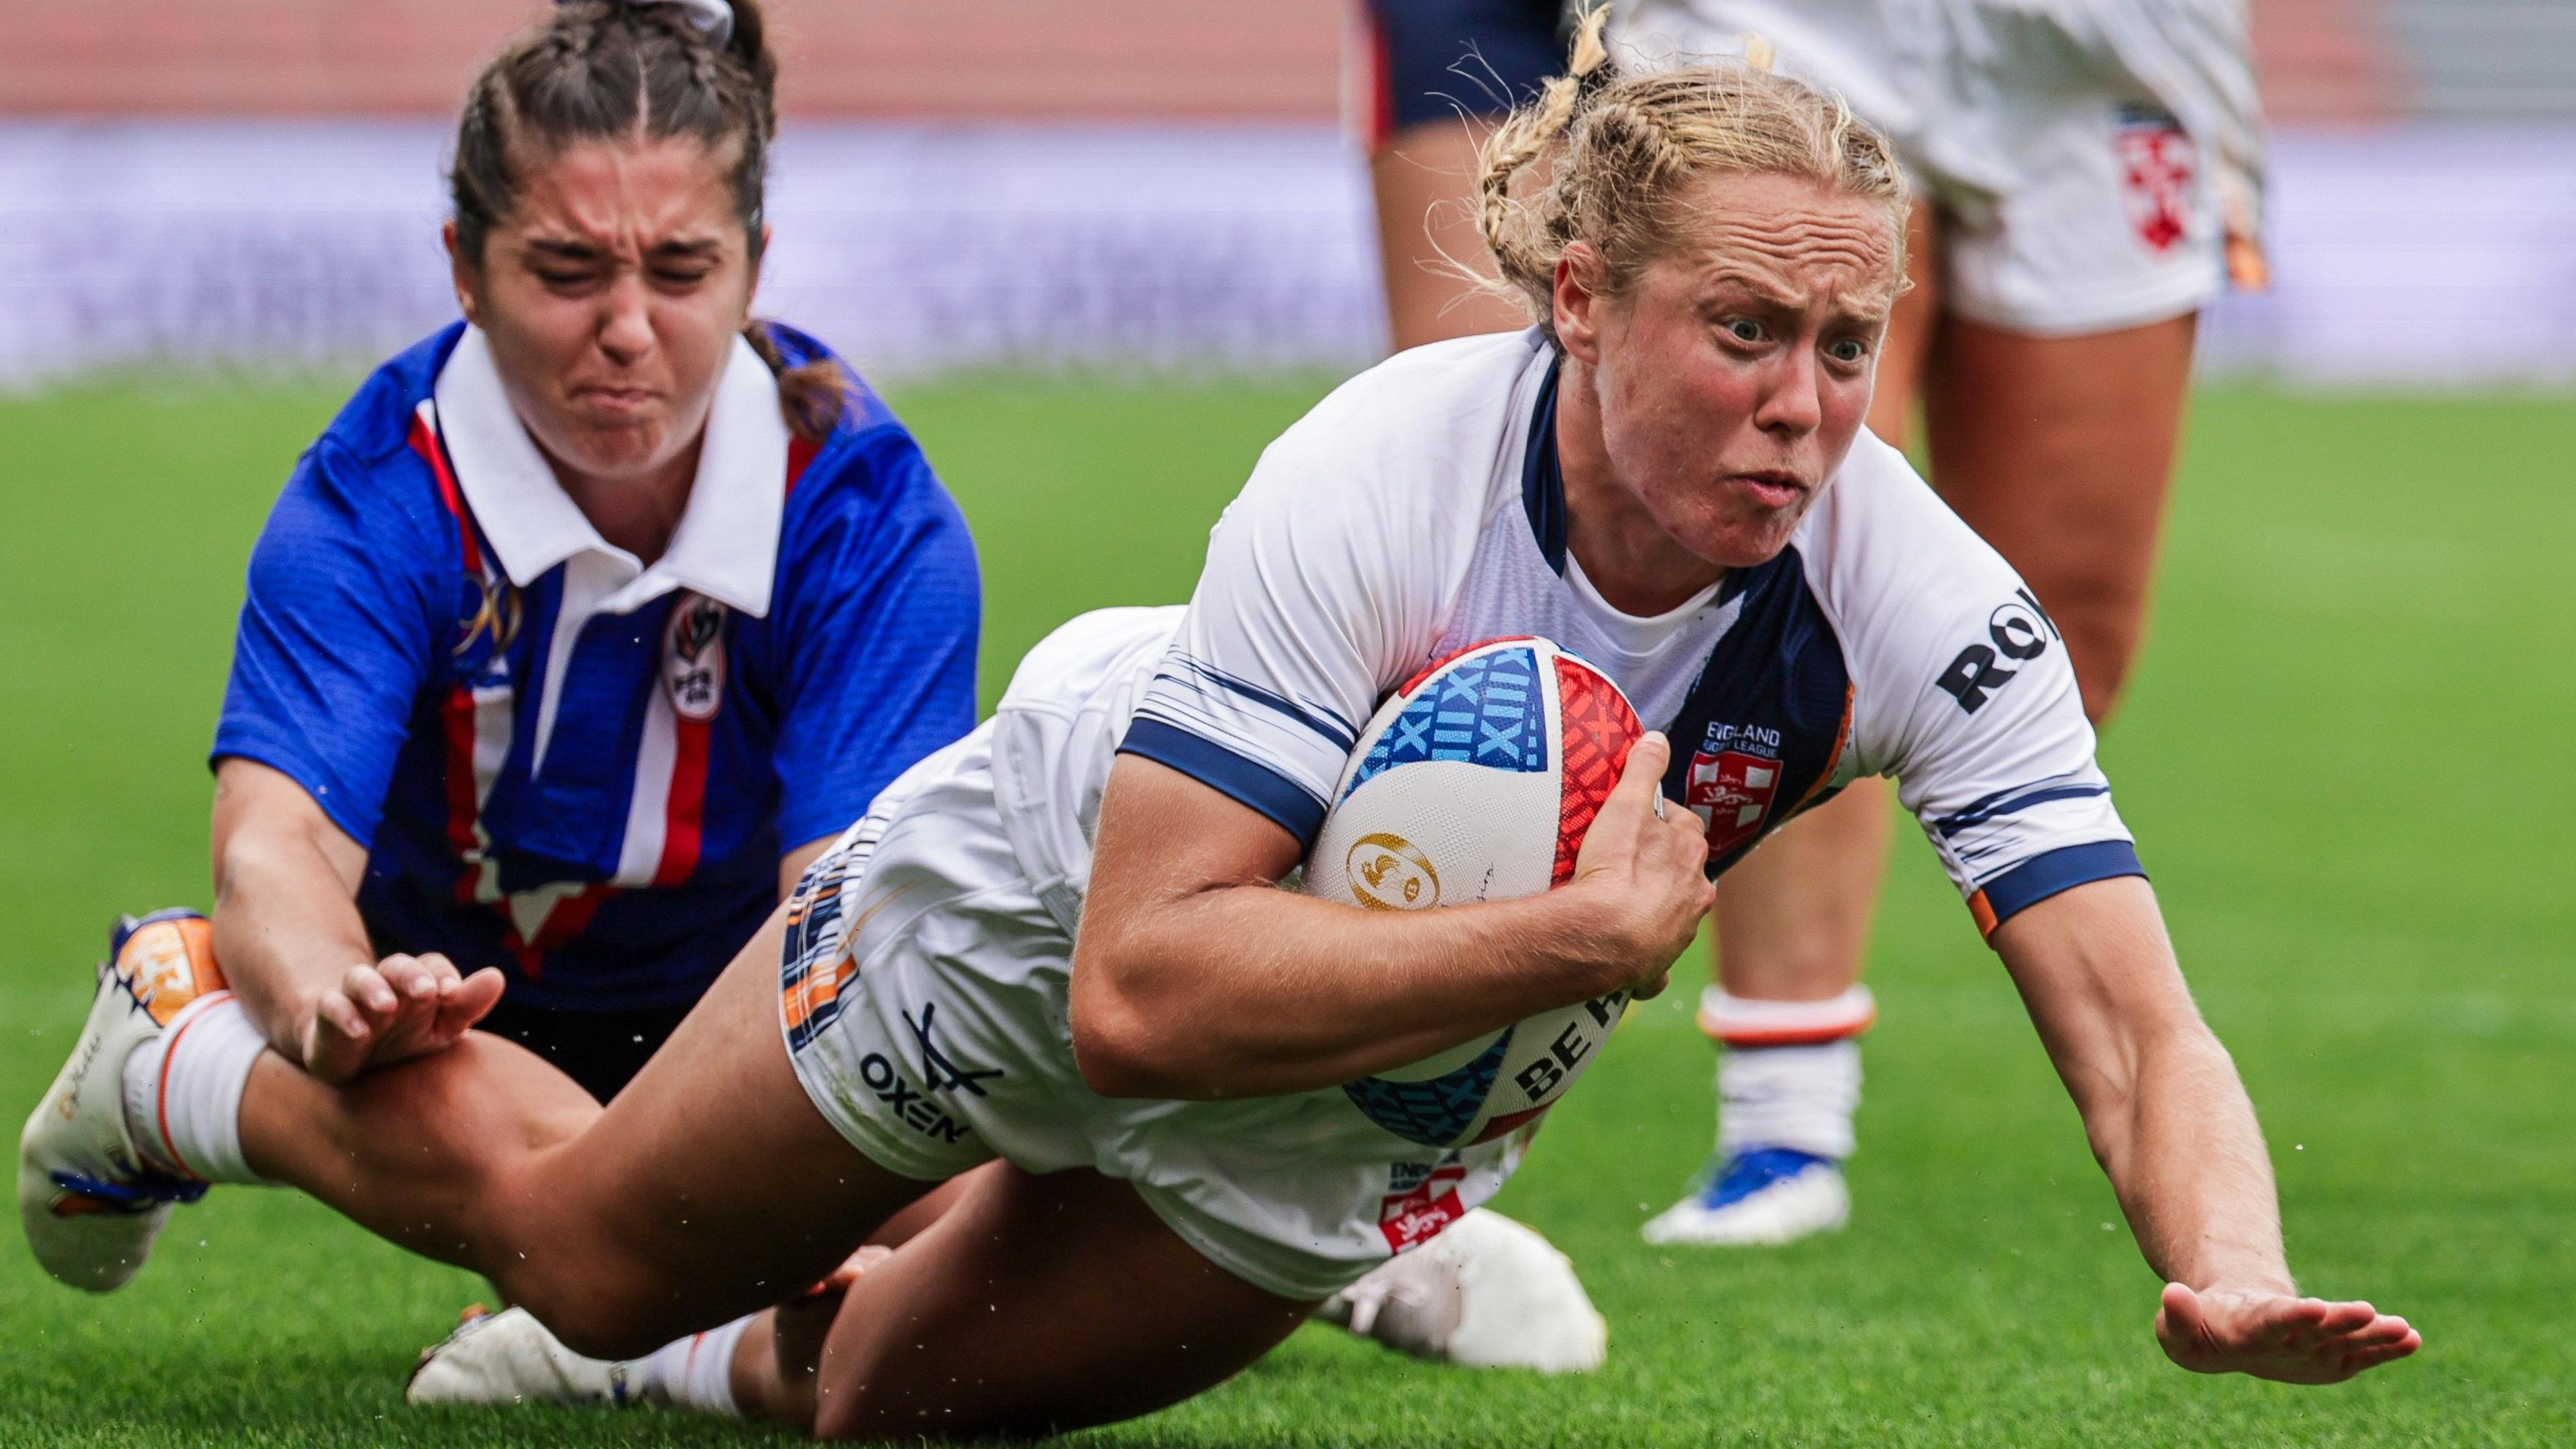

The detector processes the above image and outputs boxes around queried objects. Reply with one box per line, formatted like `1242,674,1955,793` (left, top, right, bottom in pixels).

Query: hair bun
558,0,735,46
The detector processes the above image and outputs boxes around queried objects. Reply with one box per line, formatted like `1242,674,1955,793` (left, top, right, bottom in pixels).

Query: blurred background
3,0,2574,383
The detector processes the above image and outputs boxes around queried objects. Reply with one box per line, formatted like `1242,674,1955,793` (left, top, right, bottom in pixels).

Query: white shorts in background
776,722,1525,1302
1613,0,2236,335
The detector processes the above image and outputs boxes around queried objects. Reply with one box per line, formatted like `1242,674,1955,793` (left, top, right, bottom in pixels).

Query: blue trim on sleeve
1119,717,1329,847
1978,841,2145,926
1169,659,1358,753
1933,780,2112,839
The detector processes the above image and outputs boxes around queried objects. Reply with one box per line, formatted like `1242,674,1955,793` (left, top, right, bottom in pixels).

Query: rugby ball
1305,637,1644,1150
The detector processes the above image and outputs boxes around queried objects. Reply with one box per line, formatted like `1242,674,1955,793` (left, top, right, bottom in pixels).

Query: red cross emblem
1686,749,1781,856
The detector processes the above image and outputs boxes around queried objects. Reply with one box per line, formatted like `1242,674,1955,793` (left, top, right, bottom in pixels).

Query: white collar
430,326,788,618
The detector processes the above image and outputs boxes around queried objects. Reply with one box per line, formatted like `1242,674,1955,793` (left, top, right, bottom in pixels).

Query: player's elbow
1068,947,1212,1098
1069,986,1177,1099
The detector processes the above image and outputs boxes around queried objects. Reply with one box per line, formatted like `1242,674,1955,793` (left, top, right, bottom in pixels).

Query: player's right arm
210,760,498,1083
1071,735,1708,1101
207,440,500,1082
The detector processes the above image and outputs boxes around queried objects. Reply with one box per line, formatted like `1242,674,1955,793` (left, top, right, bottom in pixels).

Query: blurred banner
2,0,2571,384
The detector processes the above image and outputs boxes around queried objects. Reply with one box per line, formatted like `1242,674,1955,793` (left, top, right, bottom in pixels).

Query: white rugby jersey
994,329,2139,938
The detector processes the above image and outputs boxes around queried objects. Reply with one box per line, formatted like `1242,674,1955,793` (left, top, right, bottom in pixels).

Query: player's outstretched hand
2154,1282,2420,1383
301,953,506,1083
1568,731,1713,1000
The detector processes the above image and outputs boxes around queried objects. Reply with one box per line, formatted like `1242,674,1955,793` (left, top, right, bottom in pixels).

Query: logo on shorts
1378,1158,1469,1253
853,1052,976,1144
902,1002,1003,1097
845,1002,1002,1147
2114,106,2198,254
1684,722,1785,856
1347,833,1439,911
663,593,729,722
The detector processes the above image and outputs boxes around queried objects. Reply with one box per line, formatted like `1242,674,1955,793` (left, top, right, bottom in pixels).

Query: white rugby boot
407,1307,629,1407
1320,1208,1607,1373
18,910,222,1291
1640,1147,1849,1248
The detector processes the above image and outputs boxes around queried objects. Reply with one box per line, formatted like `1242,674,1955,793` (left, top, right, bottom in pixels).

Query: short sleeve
769,432,981,852
1877,582,2143,937
211,442,447,845
1819,439,2144,939
1120,405,1470,847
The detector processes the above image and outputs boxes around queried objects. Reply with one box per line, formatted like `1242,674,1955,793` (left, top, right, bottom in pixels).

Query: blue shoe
1640,1147,1849,1247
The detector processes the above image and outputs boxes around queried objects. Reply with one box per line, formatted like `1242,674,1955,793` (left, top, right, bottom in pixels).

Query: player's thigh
1710,776,1892,996
503,904,937,1356
1371,120,1532,349
812,1165,1315,1441
1921,312,2197,718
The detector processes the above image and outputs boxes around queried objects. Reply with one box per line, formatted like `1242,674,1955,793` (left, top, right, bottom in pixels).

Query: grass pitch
1,370,2571,1446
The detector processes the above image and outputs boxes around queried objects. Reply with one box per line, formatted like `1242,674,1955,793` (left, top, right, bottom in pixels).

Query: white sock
1715,1040,1862,1161
630,1313,751,1416
119,992,271,1184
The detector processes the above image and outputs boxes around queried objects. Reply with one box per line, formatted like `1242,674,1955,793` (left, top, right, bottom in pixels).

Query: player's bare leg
801,1163,1314,1438
1373,119,1533,350
1919,312,2200,722
236,912,930,1358
111,906,1322,1437
1647,202,1936,1247
724,1170,983,1426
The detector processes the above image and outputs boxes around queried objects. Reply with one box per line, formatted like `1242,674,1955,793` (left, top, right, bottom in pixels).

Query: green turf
2,371,2571,1446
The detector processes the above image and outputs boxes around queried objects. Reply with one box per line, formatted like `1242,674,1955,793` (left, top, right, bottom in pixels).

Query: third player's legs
1921,312,2200,723
1374,119,1535,350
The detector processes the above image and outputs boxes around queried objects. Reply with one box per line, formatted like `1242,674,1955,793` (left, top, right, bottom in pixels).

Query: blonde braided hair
1475,6,1908,341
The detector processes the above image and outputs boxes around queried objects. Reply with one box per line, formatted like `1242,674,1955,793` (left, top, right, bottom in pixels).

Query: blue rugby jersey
214,322,979,1011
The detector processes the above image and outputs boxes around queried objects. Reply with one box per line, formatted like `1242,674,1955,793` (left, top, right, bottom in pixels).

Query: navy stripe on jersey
1122,716,1331,844
1164,657,1359,753
1519,359,1569,574
1976,840,2147,924
1932,775,2112,839
1656,543,1854,878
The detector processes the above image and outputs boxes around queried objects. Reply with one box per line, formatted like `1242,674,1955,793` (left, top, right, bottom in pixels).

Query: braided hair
449,0,851,441
1474,5,1909,343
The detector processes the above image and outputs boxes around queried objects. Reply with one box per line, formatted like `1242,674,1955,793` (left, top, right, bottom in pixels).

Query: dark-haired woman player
20,0,978,1366
176,0,983,1106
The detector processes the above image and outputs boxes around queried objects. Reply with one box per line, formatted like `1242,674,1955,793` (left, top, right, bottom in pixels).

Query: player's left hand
2153,1282,2420,1383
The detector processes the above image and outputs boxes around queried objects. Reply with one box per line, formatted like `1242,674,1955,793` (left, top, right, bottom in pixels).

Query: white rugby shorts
776,722,1525,1302
1614,0,2235,335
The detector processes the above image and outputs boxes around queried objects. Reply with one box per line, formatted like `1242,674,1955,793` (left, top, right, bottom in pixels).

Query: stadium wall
3,119,2572,386
3,0,2571,384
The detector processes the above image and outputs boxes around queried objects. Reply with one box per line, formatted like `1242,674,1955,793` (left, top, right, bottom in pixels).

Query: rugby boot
1640,1146,1849,1248
18,910,222,1290
408,1306,631,1407
1320,1208,1607,1372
